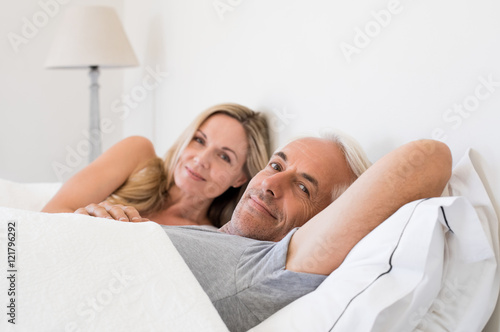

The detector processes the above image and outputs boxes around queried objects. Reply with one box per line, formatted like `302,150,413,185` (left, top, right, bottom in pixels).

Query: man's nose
261,171,289,198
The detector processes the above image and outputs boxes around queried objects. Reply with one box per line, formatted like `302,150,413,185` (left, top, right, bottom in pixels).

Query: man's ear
231,173,248,188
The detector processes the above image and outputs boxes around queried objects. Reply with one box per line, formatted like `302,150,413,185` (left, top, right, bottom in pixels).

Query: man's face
222,137,353,242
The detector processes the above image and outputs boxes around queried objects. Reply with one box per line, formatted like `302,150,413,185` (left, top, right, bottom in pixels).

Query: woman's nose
194,149,211,168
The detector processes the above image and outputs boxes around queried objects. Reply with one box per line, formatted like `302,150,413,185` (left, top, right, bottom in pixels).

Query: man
81,135,452,331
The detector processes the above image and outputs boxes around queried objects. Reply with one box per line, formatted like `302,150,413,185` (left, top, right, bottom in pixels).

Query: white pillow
0,178,61,211
414,150,500,332
251,149,499,332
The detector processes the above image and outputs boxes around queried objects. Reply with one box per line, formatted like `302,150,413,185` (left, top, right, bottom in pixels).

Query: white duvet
0,209,228,332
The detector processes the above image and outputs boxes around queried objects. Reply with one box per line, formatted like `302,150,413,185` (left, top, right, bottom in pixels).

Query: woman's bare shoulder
110,136,157,162
41,136,159,213
119,136,156,153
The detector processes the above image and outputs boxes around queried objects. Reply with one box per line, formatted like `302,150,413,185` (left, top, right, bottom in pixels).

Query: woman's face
173,113,249,200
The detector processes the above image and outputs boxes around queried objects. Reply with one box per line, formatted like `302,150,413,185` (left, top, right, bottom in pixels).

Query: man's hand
74,201,150,222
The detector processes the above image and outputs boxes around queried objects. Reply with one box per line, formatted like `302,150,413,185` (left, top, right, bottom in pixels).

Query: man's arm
285,139,452,275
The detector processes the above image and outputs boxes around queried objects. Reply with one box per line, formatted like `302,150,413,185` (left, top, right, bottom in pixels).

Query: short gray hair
320,130,372,201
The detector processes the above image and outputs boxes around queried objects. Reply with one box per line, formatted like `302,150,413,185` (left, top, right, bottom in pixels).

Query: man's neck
218,222,235,235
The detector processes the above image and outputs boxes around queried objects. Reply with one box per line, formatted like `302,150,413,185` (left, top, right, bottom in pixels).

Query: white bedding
0,208,228,332
0,178,61,212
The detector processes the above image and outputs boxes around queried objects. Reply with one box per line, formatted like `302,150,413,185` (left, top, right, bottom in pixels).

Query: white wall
123,0,500,328
0,0,129,183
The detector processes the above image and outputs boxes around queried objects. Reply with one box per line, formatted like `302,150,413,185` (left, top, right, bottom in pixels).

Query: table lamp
45,6,139,163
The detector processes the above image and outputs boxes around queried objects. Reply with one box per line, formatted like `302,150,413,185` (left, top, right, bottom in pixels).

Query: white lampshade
45,6,138,68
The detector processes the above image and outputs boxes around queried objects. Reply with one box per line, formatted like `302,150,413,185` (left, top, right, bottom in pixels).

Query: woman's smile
185,166,206,181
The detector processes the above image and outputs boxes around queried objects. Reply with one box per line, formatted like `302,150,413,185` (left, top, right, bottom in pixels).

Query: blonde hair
320,130,372,201
107,103,271,227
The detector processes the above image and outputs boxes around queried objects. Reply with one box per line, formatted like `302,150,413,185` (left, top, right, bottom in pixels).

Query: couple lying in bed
42,103,452,331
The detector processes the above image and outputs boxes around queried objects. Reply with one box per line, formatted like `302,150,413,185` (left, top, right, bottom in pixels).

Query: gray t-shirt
162,226,326,332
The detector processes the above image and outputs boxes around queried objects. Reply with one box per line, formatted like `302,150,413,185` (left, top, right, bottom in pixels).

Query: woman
42,103,271,228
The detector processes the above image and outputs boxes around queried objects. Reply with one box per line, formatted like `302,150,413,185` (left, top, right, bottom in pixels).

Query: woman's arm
286,139,452,275
42,136,157,213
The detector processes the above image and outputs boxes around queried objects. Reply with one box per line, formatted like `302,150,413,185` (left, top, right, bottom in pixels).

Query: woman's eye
194,137,204,144
270,162,281,171
298,183,310,196
220,153,231,163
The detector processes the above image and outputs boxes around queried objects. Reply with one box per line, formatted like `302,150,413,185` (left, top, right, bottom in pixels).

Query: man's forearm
286,139,452,275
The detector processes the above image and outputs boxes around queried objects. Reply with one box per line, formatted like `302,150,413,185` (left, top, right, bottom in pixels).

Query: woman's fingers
74,203,114,219
99,202,129,221
74,202,150,222
122,205,149,222
74,207,90,215
99,202,150,222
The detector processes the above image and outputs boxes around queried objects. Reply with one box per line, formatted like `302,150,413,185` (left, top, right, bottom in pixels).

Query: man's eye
298,183,310,196
270,162,281,171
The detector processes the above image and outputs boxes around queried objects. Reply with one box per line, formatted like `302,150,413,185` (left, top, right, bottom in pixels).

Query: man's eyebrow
274,151,319,191
274,151,287,162
301,172,319,191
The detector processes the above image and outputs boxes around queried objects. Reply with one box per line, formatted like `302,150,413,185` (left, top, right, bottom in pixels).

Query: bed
0,149,498,331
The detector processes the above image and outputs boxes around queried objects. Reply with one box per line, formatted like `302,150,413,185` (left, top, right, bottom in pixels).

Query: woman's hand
75,201,150,222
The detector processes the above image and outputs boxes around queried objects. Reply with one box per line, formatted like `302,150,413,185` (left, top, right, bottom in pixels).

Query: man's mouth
249,195,277,219
186,167,206,181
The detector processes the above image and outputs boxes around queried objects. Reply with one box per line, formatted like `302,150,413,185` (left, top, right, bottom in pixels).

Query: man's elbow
413,139,452,196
